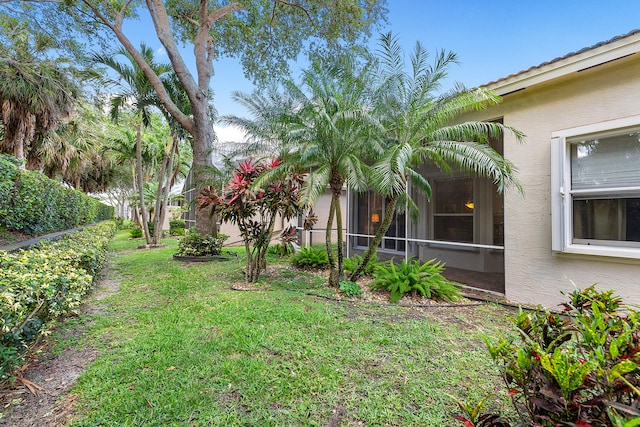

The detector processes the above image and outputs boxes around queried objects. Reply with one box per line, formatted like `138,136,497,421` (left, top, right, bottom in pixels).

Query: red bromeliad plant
198,159,307,282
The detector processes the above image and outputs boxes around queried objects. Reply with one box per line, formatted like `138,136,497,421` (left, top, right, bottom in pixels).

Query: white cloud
214,125,247,143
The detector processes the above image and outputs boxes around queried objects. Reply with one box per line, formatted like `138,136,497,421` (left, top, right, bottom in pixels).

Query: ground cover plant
39,230,519,426
0,221,116,383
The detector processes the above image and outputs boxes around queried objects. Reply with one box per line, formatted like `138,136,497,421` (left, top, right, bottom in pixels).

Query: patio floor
443,267,505,295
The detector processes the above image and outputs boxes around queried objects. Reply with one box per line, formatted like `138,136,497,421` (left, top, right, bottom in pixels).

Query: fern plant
291,247,329,269
344,254,378,277
371,257,459,303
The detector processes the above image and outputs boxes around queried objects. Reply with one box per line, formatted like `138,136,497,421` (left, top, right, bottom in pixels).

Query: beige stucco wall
299,188,347,246
462,54,640,309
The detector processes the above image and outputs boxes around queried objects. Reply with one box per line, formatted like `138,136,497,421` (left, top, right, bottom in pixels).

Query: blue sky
124,1,640,141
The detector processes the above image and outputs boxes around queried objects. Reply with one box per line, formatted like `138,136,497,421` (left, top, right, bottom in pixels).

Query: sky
123,1,640,142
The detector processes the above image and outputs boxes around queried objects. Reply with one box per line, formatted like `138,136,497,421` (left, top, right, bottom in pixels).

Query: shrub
371,257,459,303
450,393,511,427
169,220,186,236
0,221,115,381
291,247,329,269
198,159,306,282
176,230,229,257
129,227,143,239
339,280,363,297
485,285,640,426
0,154,113,236
344,254,378,277
277,225,297,256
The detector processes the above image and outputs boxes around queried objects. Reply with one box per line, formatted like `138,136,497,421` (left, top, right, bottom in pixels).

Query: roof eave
484,32,640,96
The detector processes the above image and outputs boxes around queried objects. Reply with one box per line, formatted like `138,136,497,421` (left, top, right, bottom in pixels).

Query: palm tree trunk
327,189,346,287
334,189,345,286
156,136,178,244
152,136,173,245
135,121,151,246
350,196,398,281
326,193,337,286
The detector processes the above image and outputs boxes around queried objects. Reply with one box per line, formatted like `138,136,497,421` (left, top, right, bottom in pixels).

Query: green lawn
67,230,516,426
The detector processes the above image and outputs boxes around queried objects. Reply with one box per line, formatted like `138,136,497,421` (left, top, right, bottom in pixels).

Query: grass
67,230,517,426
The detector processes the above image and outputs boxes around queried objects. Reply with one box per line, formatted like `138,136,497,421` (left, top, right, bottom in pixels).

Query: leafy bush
371,257,459,303
129,227,143,239
0,154,113,236
0,221,116,381
291,247,329,269
198,159,307,282
169,220,186,236
268,243,288,257
485,285,640,426
450,393,511,427
277,225,297,256
339,280,363,297
176,230,229,257
114,218,134,230
344,254,378,277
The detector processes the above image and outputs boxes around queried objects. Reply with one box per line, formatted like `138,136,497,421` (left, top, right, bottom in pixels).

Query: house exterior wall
300,188,347,246
462,54,640,308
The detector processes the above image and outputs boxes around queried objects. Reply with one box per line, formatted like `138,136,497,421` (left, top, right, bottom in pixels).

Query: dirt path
0,265,120,427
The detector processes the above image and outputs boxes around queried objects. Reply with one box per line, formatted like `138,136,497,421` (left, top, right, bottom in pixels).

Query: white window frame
551,115,640,259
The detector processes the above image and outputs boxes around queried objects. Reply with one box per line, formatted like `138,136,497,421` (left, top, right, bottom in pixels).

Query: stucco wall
463,55,640,308
300,188,347,246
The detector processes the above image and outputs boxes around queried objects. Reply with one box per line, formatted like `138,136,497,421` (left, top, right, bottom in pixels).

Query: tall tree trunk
350,196,398,281
327,187,346,287
334,188,345,286
156,136,178,244
135,121,152,246
192,103,216,236
152,136,174,244
326,193,337,287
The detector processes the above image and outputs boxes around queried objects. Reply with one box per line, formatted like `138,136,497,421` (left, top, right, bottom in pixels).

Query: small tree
198,159,306,282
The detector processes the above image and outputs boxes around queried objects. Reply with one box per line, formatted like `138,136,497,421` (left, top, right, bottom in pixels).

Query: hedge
0,154,114,236
0,221,116,382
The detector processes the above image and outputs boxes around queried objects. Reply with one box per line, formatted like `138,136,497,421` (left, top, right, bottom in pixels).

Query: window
552,116,640,258
356,192,405,252
433,178,474,243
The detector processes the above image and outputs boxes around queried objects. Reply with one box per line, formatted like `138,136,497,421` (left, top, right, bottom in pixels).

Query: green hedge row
0,221,116,382
0,154,114,236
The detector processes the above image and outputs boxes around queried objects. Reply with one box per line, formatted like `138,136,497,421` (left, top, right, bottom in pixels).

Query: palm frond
301,164,331,206
424,140,522,194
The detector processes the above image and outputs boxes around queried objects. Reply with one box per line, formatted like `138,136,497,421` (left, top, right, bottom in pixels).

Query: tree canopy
57,0,388,233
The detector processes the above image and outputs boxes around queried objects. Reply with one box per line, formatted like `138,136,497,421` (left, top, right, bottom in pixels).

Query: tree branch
206,2,243,27
271,0,314,26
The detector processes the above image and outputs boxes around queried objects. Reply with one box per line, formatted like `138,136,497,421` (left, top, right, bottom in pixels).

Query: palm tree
277,58,382,287
39,102,114,191
0,57,79,169
94,44,172,246
349,33,524,280
151,72,196,244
